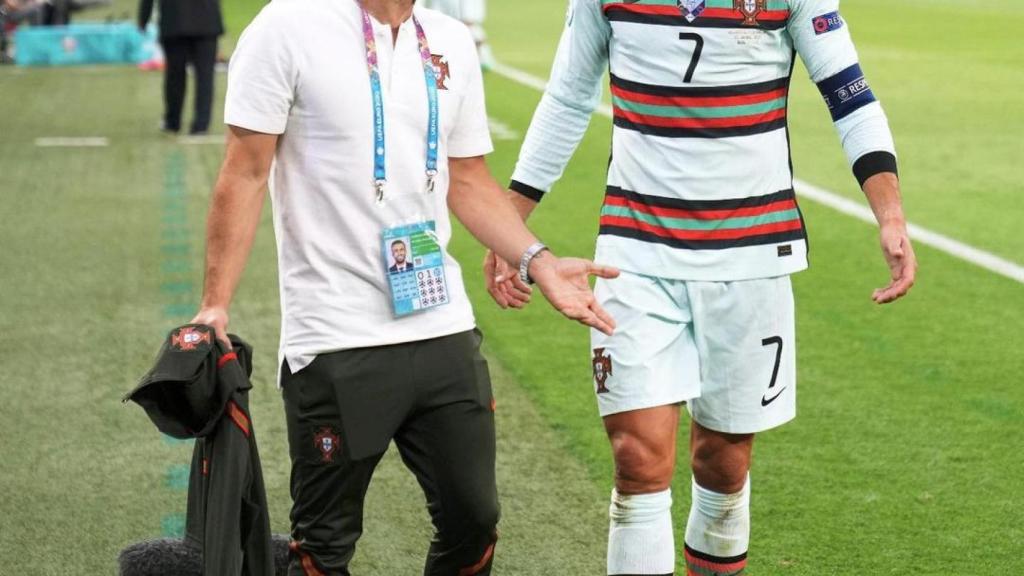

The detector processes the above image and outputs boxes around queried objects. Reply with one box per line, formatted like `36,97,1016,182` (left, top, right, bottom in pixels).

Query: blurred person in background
423,0,493,69
138,0,222,134
1,0,41,63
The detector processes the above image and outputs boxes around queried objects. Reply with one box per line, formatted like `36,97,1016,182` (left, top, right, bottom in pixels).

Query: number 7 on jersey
679,32,704,83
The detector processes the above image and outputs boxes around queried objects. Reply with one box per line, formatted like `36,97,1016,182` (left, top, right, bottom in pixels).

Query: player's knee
441,492,500,541
691,434,752,494
465,500,500,535
611,434,674,493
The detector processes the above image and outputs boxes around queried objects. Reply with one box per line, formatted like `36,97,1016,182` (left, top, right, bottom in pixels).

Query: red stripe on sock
685,549,748,573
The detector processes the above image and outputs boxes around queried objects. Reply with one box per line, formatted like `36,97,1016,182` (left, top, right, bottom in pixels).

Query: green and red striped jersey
512,0,897,281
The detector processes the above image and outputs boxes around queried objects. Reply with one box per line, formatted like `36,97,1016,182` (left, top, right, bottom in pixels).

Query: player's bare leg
459,0,494,70
684,420,754,575
603,404,680,575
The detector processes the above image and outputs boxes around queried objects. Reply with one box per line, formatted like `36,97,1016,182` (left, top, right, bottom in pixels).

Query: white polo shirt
225,0,493,373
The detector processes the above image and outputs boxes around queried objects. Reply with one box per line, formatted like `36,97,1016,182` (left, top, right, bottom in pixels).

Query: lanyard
359,3,440,203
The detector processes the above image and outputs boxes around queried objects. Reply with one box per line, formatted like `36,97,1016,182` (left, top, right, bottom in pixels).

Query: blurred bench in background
15,21,157,66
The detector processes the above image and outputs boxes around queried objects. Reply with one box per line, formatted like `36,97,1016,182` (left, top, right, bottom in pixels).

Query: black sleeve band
509,180,546,203
853,151,899,187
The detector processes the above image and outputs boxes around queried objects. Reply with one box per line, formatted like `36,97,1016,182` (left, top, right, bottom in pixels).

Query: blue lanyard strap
359,4,440,202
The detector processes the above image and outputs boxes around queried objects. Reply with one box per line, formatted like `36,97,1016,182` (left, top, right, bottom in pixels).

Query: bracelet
519,242,549,285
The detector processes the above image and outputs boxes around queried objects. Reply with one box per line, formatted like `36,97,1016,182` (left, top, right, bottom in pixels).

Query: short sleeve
224,7,298,135
446,27,494,159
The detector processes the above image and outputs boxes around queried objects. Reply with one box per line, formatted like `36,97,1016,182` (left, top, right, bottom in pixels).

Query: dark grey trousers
282,329,499,576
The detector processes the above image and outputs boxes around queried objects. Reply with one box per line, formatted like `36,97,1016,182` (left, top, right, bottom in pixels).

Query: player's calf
604,406,679,575
684,423,754,576
690,422,753,494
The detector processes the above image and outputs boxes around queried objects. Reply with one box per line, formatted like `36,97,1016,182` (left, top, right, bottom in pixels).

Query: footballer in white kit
423,0,494,67
490,0,918,574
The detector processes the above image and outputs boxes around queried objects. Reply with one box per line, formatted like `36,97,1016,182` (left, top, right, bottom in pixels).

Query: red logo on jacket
171,327,211,351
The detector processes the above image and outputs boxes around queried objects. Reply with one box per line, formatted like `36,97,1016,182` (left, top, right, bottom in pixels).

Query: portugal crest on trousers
313,427,341,463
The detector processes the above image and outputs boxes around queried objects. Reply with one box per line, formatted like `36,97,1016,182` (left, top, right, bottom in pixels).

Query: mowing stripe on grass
795,180,1024,283
489,62,1024,286
158,149,196,536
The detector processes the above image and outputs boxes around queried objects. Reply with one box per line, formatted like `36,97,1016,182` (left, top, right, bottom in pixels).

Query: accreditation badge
382,221,449,317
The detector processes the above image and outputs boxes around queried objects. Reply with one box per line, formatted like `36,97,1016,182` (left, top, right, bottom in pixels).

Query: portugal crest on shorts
677,0,706,23
430,54,451,91
313,427,341,463
170,326,211,351
734,0,766,26
593,348,613,394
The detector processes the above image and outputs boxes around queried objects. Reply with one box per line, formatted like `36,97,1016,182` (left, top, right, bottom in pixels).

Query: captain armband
816,63,877,122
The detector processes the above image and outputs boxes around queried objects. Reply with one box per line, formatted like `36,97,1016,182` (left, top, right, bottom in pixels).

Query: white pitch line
488,117,521,141
35,137,109,147
489,62,1024,286
796,180,1024,283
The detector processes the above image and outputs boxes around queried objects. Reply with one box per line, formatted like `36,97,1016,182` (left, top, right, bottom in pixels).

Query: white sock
683,476,750,575
607,488,675,575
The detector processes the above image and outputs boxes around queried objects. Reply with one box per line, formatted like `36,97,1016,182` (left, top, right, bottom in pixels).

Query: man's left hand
873,222,917,304
528,252,620,335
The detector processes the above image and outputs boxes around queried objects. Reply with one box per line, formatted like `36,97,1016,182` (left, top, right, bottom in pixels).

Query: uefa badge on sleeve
812,11,845,35
677,0,706,23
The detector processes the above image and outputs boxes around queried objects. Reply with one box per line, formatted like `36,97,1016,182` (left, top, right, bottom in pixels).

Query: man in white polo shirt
188,0,619,574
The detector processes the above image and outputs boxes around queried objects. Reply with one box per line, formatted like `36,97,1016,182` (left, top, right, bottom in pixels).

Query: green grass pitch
0,1,1021,574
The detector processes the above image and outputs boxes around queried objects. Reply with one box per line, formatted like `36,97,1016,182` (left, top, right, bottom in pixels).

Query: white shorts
590,271,796,434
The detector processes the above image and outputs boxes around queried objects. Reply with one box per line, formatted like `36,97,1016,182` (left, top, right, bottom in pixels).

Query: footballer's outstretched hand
873,223,917,304
190,306,232,348
527,251,620,335
483,250,533,310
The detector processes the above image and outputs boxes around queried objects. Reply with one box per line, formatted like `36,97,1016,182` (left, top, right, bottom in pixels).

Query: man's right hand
483,250,533,309
190,306,231,348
